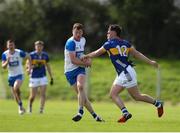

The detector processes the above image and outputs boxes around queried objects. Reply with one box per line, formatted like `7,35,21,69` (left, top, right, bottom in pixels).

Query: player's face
107,30,116,40
72,29,83,41
7,42,15,51
35,44,43,53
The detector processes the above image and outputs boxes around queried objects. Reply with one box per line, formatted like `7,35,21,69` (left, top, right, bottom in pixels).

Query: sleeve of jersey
1,53,6,61
30,53,33,59
102,41,110,51
66,40,76,51
19,50,26,58
126,41,133,51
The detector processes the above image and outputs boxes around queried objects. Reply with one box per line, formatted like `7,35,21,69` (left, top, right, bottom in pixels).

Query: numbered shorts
29,76,48,88
113,65,137,89
8,74,24,87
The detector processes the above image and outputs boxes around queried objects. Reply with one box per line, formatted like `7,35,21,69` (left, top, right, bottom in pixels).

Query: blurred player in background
26,40,53,114
64,23,103,122
1,39,31,115
83,24,164,123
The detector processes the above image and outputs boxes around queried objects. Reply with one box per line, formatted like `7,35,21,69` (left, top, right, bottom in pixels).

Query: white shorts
29,76,48,88
113,65,137,89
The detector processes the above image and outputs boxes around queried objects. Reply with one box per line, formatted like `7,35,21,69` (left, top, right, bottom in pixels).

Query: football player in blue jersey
64,23,103,122
82,24,164,123
1,39,31,115
26,40,53,114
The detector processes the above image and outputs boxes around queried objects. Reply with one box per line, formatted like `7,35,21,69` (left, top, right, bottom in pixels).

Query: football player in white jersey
1,40,31,115
64,23,103,122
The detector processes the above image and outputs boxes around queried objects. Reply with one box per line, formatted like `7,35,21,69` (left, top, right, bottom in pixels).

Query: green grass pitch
0,99,180,132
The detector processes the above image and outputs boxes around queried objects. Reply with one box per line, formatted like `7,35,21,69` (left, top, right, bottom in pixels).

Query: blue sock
121,107,129,115
154,100,161,107
91,112,97,118
18,101,23,109
78,106,84,115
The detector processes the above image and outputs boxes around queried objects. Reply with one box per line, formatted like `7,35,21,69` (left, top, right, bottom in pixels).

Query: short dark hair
108,24,122,37
6,39,14,44
73,23,84,30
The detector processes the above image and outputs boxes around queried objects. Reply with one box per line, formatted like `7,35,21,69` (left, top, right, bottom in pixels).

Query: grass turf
0,99,179,132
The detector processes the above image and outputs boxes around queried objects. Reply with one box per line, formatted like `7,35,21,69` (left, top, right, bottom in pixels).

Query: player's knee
41,93,46,99
14,81,22,89
14,88,20,93
30,94,35,100
77,84,84,91
109,91,116,99
84,98,88,104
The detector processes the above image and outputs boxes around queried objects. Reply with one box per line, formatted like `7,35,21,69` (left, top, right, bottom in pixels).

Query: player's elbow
71,60,77,65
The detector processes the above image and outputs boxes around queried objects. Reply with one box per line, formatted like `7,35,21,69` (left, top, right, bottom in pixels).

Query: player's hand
82,58,92,67
7,53,11,63
50,78,54,85
26,68,31,75
150,60,159,68
81,55,89,60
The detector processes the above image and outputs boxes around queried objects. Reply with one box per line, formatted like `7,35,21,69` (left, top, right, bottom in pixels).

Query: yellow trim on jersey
32,59,46,65
125,47,130,55
109,48,119,55
109,47,132,56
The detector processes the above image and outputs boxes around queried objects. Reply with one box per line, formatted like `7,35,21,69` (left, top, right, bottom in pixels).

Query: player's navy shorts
8,74,23,87
65,67,85,86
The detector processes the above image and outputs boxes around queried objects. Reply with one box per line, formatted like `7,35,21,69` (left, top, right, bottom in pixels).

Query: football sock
78,106,84,116
18,101,23,109
29,104,32,109
28,103,32,112
39,107,44,113
40,106,43,109
91,112,97,118
29,105,32,112
154,100,161,108
121,107,129,115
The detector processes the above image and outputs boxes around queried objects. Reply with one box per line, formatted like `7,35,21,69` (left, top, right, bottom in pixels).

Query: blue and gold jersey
30,51,49,78
103,38,132,75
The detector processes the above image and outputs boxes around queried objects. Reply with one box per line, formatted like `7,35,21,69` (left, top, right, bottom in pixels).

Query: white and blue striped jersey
1,49,26,77
64,36,86,73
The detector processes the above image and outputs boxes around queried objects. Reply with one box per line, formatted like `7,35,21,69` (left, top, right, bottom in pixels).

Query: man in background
2,39,31,115
27,40,53,114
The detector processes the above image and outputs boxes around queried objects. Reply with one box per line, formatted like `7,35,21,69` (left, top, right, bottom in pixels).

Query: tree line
0,0,179,58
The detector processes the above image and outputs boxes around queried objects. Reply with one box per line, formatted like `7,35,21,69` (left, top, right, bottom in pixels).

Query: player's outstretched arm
83,47,106,59
129,47,159,68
